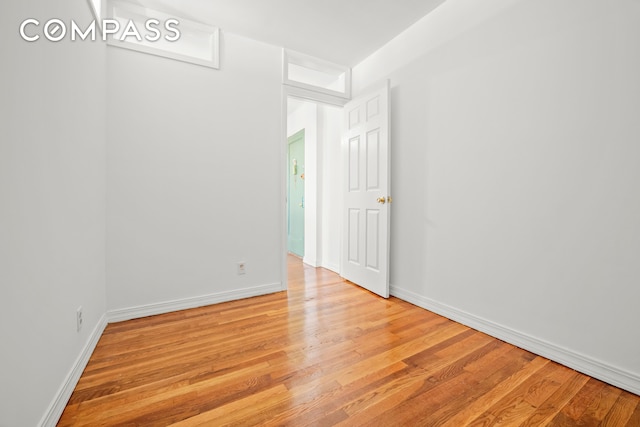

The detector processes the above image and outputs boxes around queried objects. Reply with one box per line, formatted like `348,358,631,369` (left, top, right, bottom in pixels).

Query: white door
341,80,391,298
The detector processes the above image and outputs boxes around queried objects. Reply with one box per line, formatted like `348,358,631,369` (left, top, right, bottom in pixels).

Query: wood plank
578,383,623,425
625,399,640,427
465,362,575,426
57,255,640,426
552,377,610,423
600,391,640,426
430,348,546,426
519,371,590,426
341,339,505,426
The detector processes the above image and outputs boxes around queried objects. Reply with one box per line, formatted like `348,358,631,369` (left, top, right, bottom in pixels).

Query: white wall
0,1,108,426
106,33,283,314
354,0,640,393
318,105,342,273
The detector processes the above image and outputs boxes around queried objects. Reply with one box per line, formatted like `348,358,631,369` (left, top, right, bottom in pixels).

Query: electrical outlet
237,262,246,275
76,306,83,332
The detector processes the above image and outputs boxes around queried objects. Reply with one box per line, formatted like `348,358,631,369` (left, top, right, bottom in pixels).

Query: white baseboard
108,282,284,323
321,262,340,275
390,284,640,396
39,282,283,426
39,313,108,427
302,257,318,268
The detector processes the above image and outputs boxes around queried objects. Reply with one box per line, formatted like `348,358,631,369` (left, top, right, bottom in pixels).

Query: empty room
2,0,639,425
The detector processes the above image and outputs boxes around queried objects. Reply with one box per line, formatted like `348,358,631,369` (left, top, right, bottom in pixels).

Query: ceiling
122,0,447,66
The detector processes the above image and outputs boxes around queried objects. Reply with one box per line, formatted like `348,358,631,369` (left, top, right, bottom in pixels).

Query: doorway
286,97,342,272
284,81,391,298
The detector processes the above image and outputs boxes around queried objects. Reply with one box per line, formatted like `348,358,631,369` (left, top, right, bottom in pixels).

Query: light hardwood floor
58,256,640,426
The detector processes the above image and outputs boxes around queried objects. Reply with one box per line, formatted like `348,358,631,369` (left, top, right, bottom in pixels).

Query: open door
341,80,391,298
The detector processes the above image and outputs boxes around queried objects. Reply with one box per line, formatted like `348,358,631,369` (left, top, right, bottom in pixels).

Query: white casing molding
107,283,283,323
39,314,109,427
390,284,640,396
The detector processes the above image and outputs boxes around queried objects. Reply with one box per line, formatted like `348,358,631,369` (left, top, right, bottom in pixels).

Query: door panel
341,80,390,298
366,130,380,190
348,208,360,263
287,130,305,257
349,136,360,190
366,209,380,271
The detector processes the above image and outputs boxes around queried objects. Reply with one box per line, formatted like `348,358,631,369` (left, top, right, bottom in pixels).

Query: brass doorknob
376,197,386,204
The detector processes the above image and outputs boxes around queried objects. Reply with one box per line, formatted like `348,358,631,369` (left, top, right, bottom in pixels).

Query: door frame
280,85,349,291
